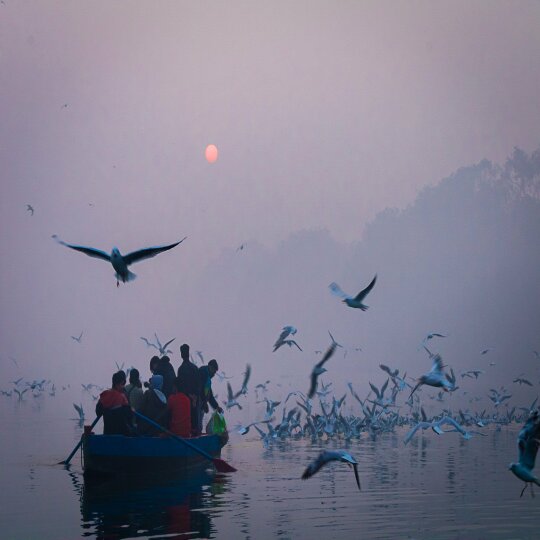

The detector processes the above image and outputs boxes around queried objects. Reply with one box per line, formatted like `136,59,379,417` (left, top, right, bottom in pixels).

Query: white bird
140,333,176,355
237,419,270,435
509,411,540,497
301,450,361,490
53,235,187,286
328,275,377,310
71,331,83,343
26,204,34,216
404,416,472,445
14,388,28,400
409,350,455,400
224,382,243,410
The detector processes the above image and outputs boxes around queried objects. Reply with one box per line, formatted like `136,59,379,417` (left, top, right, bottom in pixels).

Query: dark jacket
138,389,168,436
177,359,200,397
199,366,219,411
155,357,176,398
95,389,133,436
177,359,201,432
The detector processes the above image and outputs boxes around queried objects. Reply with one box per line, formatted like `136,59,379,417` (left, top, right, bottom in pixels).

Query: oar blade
213,458,237,473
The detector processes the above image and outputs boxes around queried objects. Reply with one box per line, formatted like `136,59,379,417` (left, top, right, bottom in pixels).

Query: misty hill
186,147,540,402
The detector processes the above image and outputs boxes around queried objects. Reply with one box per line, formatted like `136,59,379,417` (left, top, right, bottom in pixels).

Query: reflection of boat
81,469,226,539
82,430,229,477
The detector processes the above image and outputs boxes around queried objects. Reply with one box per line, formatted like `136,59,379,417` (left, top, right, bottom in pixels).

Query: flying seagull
71,331,83,343
301,450,361,490
273,326,301,352
328,275,377,310
52,235,187,286
140,333,176,355
308,343,337,399
409,350,455,401
26,204,34,216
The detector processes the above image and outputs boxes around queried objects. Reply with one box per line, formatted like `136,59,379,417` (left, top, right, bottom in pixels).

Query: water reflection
78,468,230,539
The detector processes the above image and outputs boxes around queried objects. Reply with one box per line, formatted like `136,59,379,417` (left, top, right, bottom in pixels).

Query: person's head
129,368,141,387
208,359,219,377
160,355,171,365
149,356,160,373
149,374,163,391
180,343,190,361
112,370,126,390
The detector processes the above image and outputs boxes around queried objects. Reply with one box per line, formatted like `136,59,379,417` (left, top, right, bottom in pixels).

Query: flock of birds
222,331,540,495
7,223,540,497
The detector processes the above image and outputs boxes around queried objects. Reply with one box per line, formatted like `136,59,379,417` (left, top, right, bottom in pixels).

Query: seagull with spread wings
302,450,361,490
53,235,187,286
71,331,83,344
409,351,455,401
328,275,377,310
273,326,302,352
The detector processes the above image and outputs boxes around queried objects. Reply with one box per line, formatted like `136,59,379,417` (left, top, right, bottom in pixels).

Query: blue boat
82,431,229,477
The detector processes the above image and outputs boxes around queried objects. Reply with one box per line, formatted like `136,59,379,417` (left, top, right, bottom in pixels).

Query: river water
1,394,539,540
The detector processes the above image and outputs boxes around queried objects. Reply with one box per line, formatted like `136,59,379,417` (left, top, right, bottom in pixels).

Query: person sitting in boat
144,356,160,388
95,370,134,436
155,355,176,398
138,374,168,436
125,368,144,412
177,343,201,435
166,376,192,437
198,359,223,433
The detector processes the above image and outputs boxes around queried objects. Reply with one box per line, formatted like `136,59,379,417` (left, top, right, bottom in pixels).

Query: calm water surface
1,397,539,540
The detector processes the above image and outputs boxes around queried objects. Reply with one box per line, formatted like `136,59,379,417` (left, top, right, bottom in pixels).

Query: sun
205,144,218,163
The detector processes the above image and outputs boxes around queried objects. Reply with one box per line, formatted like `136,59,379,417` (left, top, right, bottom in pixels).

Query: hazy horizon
1,2,540,414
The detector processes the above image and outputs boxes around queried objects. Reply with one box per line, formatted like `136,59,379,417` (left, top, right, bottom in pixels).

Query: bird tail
116,271,137,283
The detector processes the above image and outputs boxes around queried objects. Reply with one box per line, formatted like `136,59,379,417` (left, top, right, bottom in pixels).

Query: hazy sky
1,2,540,397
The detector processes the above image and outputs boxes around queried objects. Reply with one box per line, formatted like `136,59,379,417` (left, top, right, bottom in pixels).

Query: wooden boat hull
82,432,228,477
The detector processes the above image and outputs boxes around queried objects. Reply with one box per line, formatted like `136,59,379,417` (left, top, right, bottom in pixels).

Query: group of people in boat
95,343,224,438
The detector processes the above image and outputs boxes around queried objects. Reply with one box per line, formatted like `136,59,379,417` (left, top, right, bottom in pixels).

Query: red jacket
167,392,191,437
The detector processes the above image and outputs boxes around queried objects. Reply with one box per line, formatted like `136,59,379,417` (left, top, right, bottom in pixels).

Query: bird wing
290,340,303,351
369,382,381,399
226,382,234,400
404,422,430,445
162,338,176,350
140,337,158,349
353,274,377,302
241,364,251,389
123,237,187,266
352,463,361,491
328,282,350,300
380,378,389,397
430,354,444,374
53,236,110,262
316,343,337,370
301,452,329,480
307,371,319,399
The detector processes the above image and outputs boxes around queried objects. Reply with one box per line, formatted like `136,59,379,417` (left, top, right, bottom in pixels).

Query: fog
1,2,540,418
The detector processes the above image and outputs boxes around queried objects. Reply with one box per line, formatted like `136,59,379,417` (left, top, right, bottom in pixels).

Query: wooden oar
59,415,101,465
134,410,236,473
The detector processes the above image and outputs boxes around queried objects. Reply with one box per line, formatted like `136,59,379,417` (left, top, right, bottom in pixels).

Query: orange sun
205,144,218,163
